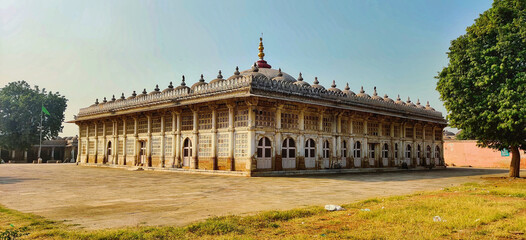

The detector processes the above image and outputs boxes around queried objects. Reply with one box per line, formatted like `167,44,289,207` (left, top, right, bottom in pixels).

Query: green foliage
436,0,526,152
0,81,67,150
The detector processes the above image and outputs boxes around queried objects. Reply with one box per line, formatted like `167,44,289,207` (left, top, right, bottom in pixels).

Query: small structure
0,136,78,163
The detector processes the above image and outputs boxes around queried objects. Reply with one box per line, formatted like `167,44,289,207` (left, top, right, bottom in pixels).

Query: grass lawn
1,177,525,239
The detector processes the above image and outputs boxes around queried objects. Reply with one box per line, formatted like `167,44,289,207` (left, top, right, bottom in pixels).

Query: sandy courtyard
0,164,509,229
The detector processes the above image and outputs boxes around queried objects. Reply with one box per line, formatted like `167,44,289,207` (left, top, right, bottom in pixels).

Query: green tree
437,0,526,177
0,81,68,151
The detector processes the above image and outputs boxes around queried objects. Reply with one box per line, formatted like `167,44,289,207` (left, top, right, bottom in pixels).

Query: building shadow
0,177,39,184
285,168,512,182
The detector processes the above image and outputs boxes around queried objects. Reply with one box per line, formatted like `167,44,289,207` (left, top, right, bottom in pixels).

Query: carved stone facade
71,39,447,176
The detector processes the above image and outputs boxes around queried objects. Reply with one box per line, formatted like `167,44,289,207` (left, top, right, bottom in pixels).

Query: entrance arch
304,139,316,168
257,137,272,169
281,138,296,169
183,138,192,167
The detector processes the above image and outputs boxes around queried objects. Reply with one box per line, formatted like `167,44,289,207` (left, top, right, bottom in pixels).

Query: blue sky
0,0,493,136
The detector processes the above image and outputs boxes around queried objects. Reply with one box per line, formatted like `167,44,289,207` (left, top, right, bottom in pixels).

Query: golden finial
258,37,265,60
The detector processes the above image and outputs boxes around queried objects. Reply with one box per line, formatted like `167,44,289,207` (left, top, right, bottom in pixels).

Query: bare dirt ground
0,164,510,229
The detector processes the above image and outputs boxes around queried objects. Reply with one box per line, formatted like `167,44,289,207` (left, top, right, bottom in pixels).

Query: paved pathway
0,164,511,229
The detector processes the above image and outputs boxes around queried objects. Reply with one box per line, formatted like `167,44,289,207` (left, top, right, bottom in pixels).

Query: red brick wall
444,140,526,168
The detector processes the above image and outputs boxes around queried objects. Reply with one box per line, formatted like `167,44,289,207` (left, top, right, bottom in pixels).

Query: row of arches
256,137,441,169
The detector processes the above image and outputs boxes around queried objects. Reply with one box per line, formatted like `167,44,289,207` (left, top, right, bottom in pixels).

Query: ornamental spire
258,37,265,60
256,36,271,68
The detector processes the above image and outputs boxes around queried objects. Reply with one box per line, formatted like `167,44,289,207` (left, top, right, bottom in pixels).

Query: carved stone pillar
227,103,235,171
191,107,198,169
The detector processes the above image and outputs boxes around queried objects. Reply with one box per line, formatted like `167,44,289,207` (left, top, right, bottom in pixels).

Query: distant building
71,38,447,176
443,130,456,140
0,136,78,163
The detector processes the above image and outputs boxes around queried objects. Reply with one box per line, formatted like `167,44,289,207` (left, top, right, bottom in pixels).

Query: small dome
137,89,147,98
383,94,394,103
175,75,190,91
210,70,225,84
162,82,174,93
293,72,310,87
371,87,383,101
148,85,161,95
425,101,435,111
342,83,355,97
103,97,108,103
90,98,99,107
241,63,294,82
116,93,125,102
311,77,325,90
271,68,294,82
416,99,425,109
395,95,405,105
357,86,370,98
191,74,208,90
127,91,137,100
327,80,342,93
406,97,416,107
227,66,242,80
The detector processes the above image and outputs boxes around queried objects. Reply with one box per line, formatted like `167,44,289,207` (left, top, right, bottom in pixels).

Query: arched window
304,139,316,168
353,141,361,158
256,137,272,169
282,138,296,169
417,145,421,158
342,140,347,158
395,143,399,158
382,143,389,158
435,146,440,158
323,140,330,158
406,144,412,158
426,145,432,158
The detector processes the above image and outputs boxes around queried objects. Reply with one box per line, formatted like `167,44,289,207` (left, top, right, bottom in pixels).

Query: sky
0,0,493,136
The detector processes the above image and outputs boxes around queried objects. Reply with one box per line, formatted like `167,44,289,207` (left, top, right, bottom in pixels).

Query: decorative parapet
249,76,444,120
76,75,444,122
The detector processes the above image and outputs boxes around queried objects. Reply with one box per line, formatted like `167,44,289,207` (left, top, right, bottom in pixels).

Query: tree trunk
509,146,521,178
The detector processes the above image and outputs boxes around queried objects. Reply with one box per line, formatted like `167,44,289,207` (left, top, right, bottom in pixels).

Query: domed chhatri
395,95,405,105
75,37,446,176
227,66,242,80
148,85,161,95
240,38,296,82
127,91,137,100
175,75,189,91
426,101,435,111
371,87,383,101
191,74,208,90
210,70,225,84
357,86,370,98
163,82,174,93
328,80,342,93
406,97,416,107
383,94,394,103
343,83,355,97
311,77,325,90
294,72,310,87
